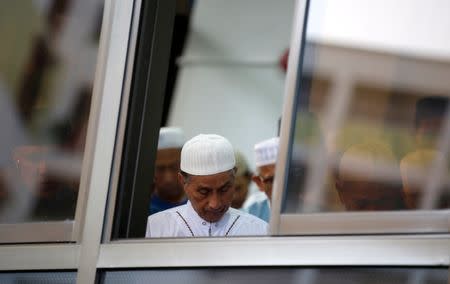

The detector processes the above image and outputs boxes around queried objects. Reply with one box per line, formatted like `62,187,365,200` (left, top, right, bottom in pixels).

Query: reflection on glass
0,1,103,223
284,1,450,213
101,268,447,284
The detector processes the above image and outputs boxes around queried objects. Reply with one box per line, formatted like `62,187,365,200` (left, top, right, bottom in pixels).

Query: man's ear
178,172,185,186
252,175,264,192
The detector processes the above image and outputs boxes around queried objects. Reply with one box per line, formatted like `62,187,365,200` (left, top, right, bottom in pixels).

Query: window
0,1,103,242
273,0,450,234
0,1,448,283
109,0,296,239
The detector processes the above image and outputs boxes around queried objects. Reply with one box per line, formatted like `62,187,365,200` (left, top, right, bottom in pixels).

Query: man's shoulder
147,203,187,222
146,204,188,238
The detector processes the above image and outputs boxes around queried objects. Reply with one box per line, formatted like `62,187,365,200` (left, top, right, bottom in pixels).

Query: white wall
183,0,295,61
168,0,295,170
308,0,450,60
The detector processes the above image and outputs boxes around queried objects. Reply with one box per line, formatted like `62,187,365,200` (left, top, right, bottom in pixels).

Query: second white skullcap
180,134,236,175
254,137,279,167
158,127,185,150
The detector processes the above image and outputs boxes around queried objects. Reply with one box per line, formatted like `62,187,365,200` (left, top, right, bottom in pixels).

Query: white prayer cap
254,137,279,167
180,134,235,175
158,127,185,150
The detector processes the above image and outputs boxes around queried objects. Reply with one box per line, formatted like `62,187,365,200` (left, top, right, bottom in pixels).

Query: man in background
149,127,187,215
244,137,279,222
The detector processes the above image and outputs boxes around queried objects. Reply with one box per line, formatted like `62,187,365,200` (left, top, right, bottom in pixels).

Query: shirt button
202,222,206,225
215,224,218,227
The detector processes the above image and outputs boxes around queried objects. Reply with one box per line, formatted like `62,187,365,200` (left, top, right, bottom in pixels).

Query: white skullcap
180,134,236,175
158,127,185,150
254,137,279,167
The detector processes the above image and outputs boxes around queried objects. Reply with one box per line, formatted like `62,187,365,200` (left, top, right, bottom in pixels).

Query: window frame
0,1,448,284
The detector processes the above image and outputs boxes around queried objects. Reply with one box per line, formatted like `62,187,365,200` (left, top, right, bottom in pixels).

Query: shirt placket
201,220,209,236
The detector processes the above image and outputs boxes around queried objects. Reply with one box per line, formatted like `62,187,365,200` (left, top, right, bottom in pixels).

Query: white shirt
145,201,268,237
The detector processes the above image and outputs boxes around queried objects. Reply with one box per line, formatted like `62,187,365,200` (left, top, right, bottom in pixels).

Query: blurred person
24,87,94,221
231,151,252,209
0,79,33,222
400,149,449,209
335,142,406,211
243,137,279,222
149,127,187,215
146,134,268,237
400,96,450,209
13,145,79,221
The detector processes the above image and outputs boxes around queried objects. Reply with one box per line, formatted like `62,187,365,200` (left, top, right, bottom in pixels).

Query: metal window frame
0,0,449,283
0,221,73,243
0,244,80,271
76,0,136,282
109,0,177,240
97,235,450,268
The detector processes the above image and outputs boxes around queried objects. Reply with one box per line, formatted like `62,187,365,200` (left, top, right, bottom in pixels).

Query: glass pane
283,0,450,213
114,0,295,238
0,1,103,223
101,268,447,284
0,271,76,284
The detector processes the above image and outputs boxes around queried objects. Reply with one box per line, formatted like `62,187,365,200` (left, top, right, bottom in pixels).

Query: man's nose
208,193,221,210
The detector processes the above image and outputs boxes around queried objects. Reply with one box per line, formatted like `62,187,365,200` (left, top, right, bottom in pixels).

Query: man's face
180,170,235,223
416,117,443,147
252,164,275,201
154,148,183,201
335,178,404,211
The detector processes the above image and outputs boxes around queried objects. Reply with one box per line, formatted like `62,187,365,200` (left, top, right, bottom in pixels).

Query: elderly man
243,137,279,222
149,127,187,215
146,134,268,237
